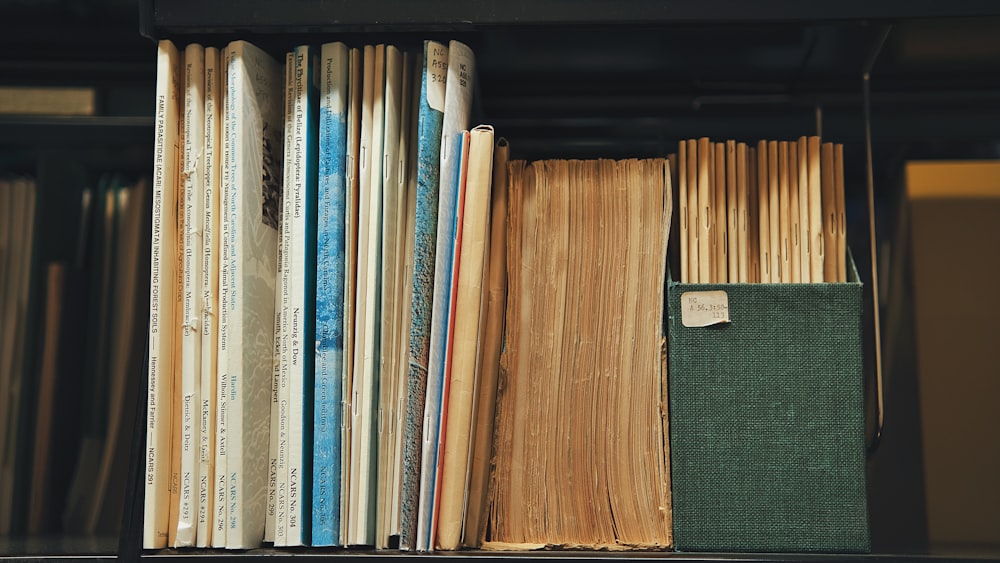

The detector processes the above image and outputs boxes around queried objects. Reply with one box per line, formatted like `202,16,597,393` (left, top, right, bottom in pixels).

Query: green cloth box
666,260,870,553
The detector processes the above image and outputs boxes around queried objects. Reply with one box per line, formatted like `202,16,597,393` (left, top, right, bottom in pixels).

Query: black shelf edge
137,549,1000,562
0,116,153,146
148,0,1000,36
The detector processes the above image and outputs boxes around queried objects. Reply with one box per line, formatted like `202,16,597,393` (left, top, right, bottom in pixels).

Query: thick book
486,158,673,550
312,40,349,548
222,40,283,549
144,39,181,550
286,44,318,547
199,45,222,547
177,42,205,547
399,39,448,552
418,39,474,552
436,125,494,550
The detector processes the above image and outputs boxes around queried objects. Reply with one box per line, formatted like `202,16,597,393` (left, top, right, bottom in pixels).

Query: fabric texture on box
667,274,870,553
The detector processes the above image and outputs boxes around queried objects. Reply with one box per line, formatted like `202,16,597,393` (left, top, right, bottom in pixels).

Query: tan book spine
714,142,727,283
736,143,749,283
835,143,847,282
678,141,688,283
797,137,810,282
697,138,711,283
778,141,791,283
767,140,780,283
465,138,509,547
726,141,737,282
808,136,824,282
748,147,760,283
437,125,495,550
686,139,698,283
788,141,801,284
756,141,770,283
821,142,837,282
146,39,180,550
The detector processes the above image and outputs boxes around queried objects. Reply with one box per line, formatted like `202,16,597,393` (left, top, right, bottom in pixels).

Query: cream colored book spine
177,42,205,547
198,45,221,548
145,38,180,550
736,143,749,283
697,137,710,283
714,142,727,283
726,141,738,283
678,141,688,283
778,141,791,283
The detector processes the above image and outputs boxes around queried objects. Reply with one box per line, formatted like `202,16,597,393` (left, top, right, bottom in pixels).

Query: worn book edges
399,39,448,552
222,40,283,549
145,38,180,550
313,40,349,548
486,159,673,550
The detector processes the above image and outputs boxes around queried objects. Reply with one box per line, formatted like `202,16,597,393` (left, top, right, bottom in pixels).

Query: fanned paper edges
482,158,673,551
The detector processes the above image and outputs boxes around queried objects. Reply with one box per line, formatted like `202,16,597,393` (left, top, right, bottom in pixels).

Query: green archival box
666,257,870,553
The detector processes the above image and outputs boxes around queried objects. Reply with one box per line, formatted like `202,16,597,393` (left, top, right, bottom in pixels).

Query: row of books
144,38,506,551
675,137,847,284
146,37,860,553
1,173,149,537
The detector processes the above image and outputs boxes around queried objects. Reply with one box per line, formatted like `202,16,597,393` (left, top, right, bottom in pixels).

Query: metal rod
863,24,892,456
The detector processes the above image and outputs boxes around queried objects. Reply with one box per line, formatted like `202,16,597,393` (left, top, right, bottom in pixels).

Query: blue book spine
399,40,447,551
313,42,348,548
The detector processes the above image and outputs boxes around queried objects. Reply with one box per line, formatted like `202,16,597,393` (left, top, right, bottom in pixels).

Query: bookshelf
4,1,990,561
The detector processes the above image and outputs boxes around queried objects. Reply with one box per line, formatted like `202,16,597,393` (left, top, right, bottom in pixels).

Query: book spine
313,41,348,548
230,40,282,549
224,41,243,548
286,44,318,547
436,125,494,550
341,46,362,543
399,40,447,552
212,45,231,549
198,45,221,548
145,39,180,550
376,44,404,550
273,51,295,547
418,39,473,552
177,42,205,547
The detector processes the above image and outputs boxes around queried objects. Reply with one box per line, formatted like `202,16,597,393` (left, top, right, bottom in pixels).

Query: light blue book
312,41,349,548
417,39,475,552
399,40,448,551
286,44,318,546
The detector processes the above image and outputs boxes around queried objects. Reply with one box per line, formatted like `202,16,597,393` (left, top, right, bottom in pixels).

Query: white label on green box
681,290,730,327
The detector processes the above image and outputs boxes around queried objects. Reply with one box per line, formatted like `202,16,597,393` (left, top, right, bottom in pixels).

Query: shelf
144,0,1000,36
0,116,153,147
137,549,1000,562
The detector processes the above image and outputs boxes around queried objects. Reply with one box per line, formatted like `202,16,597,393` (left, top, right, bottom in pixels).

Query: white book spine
177,42,205,548
212,46,231,549
145,39,180,550
286,46,308,547
198,45,221,548
274,50,295,547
